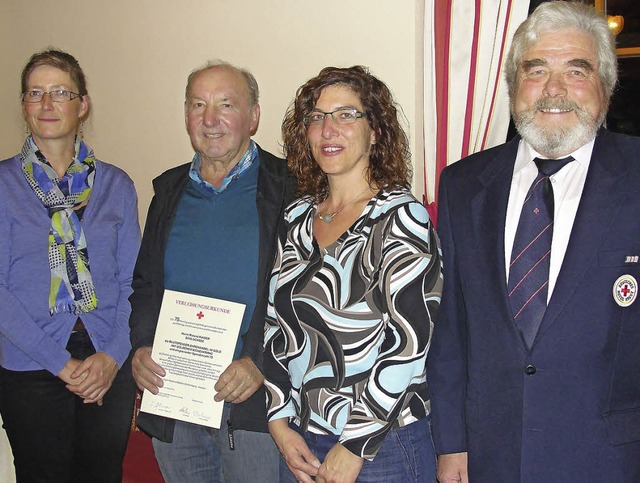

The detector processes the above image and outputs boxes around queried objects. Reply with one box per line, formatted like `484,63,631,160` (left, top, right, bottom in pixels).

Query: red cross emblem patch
613,275,638,307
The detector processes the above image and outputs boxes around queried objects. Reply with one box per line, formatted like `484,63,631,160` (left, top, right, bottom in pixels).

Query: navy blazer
429,129,640,482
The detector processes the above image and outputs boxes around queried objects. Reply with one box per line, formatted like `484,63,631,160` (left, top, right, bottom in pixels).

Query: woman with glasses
0,49,140,482
264,66,441,483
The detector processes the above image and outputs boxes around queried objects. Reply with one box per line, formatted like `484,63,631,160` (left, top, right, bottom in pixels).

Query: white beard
514,98,603,158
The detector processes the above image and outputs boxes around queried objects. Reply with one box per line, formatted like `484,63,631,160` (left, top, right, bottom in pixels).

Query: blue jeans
153,405,279,482
280,417,436,483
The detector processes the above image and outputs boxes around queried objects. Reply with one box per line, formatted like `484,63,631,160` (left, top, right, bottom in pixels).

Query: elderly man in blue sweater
129,60,295,482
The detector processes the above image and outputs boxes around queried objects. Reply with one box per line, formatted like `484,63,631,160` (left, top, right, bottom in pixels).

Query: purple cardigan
0,155,140,375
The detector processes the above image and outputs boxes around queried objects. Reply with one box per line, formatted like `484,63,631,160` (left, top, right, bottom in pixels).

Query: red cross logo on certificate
197,311,204,320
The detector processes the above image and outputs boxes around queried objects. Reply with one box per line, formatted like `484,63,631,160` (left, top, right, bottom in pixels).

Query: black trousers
0,330,136,483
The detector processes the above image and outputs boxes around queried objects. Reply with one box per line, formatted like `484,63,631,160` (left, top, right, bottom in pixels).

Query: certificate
140,289,245,429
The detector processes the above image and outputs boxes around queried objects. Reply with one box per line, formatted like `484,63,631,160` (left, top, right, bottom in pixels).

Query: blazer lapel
470,137,521,332
535,130,630,344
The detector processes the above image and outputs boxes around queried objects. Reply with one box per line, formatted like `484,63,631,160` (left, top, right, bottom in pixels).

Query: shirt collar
189,140,258,193
515,136,596,175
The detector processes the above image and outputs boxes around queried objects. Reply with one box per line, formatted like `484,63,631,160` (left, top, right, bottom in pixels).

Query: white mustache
535,98,579,111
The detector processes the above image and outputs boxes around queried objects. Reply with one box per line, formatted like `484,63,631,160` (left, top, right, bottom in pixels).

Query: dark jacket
130,145,295,442
429,129,640,482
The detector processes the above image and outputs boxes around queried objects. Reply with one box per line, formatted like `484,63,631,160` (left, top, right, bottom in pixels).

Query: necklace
316,185,372,223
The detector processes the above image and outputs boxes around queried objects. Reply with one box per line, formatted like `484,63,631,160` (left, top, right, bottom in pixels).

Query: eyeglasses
21,90,81,103
304,108,368,126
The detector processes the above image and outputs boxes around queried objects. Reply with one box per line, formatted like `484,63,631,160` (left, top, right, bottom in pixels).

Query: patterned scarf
20,136,98,315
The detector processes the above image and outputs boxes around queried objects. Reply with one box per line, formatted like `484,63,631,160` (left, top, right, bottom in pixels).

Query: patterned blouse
264,186,443,460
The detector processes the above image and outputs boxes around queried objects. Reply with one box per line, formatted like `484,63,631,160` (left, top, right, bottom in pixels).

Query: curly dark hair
282,66,411,199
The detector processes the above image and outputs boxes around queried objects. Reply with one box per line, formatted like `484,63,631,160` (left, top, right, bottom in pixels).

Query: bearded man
429,2,640,482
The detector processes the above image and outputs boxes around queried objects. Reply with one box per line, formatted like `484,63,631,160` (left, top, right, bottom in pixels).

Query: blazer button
524,364,536,375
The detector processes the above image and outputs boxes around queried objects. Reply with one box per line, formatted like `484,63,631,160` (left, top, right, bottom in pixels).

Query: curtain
422,0,530,223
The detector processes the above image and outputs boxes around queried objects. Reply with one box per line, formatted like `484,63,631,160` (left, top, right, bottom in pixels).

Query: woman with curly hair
264,66,442,483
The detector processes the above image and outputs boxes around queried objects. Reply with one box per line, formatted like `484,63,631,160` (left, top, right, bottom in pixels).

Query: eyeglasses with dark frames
304,108,368,126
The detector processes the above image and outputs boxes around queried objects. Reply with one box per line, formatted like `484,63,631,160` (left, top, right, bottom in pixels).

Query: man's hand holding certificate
139,290,245,429
213,355,265,404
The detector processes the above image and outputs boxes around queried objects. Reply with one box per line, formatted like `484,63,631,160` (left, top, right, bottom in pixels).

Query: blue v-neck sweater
164,160,259,359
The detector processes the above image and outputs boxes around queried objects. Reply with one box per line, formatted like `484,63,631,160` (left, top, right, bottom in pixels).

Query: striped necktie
508,156,574,347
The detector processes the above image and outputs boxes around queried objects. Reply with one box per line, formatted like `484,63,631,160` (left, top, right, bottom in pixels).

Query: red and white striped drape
422,0,530,223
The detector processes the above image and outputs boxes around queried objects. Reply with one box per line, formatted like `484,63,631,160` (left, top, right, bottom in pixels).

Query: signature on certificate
150,401,172,413
193,410,208,420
